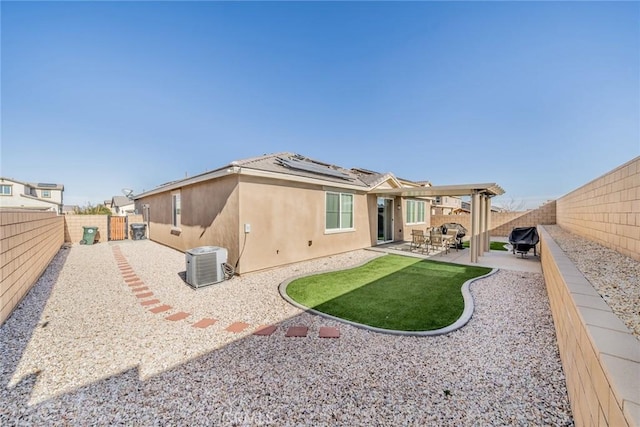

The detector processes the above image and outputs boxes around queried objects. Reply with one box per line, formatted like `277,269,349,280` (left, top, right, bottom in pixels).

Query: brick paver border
112,245,340,339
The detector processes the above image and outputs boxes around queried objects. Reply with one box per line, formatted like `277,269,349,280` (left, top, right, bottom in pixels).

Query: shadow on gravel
0,245,573,426
1,246,71,391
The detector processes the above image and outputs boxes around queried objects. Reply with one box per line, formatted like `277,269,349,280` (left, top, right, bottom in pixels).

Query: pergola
375,183,505,263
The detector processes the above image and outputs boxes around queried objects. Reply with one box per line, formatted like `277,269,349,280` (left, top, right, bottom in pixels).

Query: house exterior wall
0,179,63,212
556,156,640,262
34,188,63,205
113,203,135,216
236,176,373,273
138,175,240,266
431,196,461,215
1,210,64,325
135,173,385,274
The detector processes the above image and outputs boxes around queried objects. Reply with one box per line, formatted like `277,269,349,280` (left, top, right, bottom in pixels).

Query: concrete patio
370,237,542,274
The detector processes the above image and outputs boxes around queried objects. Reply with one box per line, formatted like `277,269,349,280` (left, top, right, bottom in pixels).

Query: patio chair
430,228,449,255
445,227,459,252
410,229,429,254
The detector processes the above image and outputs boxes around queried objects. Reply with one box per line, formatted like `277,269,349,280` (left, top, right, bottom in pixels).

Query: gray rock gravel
545,225,640,338
1,240,573,426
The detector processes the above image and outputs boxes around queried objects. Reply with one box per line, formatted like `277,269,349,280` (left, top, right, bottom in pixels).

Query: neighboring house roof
111,196,134,207
27,182,64,191
1,177,64,190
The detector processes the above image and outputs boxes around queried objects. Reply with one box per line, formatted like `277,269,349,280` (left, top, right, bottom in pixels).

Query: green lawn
286,255,491,331
462,240,509,251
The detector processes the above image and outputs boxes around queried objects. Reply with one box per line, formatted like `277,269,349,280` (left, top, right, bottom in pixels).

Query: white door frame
377,197,394,244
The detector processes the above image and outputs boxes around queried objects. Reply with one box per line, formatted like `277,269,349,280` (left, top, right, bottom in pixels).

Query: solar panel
277,158,352,180
37,183,58,188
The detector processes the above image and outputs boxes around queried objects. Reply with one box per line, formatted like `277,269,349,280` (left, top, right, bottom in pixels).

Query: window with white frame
406,200,426,224
172,192,181,228
0,185,12,196
42,190,51,198
325,192,354,231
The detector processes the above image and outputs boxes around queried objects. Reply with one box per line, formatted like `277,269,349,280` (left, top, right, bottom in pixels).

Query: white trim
171,190,181,228
0,185,12,196
324,228,355,235
376,197,395,244
324,191,355,232
405,199,426,225
375,183,505,197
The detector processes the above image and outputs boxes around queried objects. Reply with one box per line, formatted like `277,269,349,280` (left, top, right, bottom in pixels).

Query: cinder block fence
539,226,639,427
0,210,64,325
1,212,145,325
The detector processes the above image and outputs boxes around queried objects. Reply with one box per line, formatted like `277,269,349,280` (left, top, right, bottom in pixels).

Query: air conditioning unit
185,246,228,288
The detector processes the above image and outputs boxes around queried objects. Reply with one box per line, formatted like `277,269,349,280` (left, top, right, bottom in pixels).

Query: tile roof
137,152,418,198
234,152,376,187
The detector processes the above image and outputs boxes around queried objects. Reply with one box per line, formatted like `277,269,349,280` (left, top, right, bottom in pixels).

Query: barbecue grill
440,223,467,249
508,227,539,257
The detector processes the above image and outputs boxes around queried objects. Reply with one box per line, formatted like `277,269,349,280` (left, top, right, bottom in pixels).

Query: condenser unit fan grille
185,246,228,288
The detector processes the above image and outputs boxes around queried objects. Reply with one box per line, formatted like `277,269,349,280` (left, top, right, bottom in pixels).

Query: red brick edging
111,245,339,339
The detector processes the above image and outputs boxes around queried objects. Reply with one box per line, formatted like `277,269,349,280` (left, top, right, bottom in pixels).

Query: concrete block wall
539,226,639,427
557,157,640,262
1,210,64,325
63,214,145,243
431,201,556,237
64,215,109,243
491,200,557,236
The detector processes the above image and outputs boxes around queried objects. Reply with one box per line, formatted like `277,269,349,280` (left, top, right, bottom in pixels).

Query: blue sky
2,1,639,209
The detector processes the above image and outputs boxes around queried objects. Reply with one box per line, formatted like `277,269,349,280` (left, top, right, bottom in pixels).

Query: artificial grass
286,254,491,331
462,241,509,251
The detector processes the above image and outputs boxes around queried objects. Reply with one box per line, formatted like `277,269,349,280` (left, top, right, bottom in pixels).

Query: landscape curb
278,254,499,336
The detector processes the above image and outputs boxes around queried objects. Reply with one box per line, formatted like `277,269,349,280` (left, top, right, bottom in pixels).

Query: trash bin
130,223,147,240
80,226,99,245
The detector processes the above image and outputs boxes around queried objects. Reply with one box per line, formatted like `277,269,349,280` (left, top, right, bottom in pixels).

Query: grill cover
508,227,539,246
441,223,467,238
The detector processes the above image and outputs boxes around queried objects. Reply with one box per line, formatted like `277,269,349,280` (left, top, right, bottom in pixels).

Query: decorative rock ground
0,240,573,425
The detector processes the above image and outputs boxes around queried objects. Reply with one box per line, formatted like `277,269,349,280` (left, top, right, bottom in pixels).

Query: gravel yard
545,225,640,338
1,240,573,426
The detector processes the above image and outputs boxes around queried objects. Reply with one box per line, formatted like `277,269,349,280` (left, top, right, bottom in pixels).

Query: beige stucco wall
138,175,240,267
1,210,64,325
557,157,640,262
237,176,373,273
136,174,404,274
539,226,639,427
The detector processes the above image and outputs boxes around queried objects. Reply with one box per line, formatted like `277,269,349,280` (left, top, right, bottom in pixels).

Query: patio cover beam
373,183,505,198
373,182,505,263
